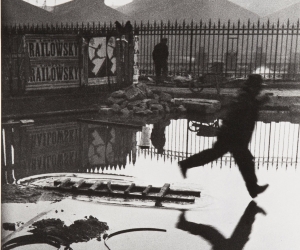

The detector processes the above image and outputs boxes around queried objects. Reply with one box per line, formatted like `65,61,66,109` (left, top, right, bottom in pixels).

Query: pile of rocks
99,83,187,116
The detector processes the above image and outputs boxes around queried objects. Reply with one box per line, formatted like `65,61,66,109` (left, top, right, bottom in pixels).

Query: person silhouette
178,74,269,198
152,38,169,84
150,120,170,154
176,201,266,250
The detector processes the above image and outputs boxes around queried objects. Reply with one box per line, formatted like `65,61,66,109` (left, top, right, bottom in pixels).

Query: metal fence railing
2,19,300,82
136,19,300,80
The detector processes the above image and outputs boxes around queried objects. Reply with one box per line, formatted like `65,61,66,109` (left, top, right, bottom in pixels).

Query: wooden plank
124,183,135,195
169,189,201,197
72,179,85,189
155,183,170,207
54,178,72,186
107,181,114,193
88,181,103,191
90,191,195,203
152,195,195,203
157,184,170,198
43,184,196,203
130,184,200,197
142,185,152,196
58,178,71,188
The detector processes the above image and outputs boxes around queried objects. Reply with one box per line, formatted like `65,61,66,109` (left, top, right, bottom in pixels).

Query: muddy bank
2,216,109,250
1,184,67,203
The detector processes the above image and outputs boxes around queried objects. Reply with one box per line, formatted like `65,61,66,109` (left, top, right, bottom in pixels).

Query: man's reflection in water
151,120,170,154
176,201,266,250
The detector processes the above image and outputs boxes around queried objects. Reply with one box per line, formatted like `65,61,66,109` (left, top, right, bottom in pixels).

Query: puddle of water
2,114,300,250
2,116,299,184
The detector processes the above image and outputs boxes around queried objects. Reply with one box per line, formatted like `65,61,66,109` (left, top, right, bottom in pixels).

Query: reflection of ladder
45,178,201,205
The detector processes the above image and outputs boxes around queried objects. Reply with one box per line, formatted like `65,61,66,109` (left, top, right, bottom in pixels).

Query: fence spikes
2,19,300,80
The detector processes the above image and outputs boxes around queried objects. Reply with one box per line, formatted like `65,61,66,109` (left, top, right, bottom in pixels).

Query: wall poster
88,36,117,85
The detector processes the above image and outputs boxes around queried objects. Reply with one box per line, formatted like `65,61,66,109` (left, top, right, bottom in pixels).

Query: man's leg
154,62,162,84
162,60,168,80
176,211,227,246
179,141,228,177
231,148,268,198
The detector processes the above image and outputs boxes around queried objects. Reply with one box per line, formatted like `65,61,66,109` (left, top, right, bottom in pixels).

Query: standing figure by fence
152,38,169,84
150,120,170,154
178,74,270,198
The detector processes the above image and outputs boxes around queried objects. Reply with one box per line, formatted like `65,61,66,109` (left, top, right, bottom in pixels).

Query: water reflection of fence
139,119,300,167
1,121,140,183
2,118,299,184
1,122,21,184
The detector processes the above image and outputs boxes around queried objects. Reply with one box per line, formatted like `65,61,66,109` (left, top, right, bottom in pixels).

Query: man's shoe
255,205,267,215
249,184,269,198
248,201,267,215
176,211,187,230
178,161,187,178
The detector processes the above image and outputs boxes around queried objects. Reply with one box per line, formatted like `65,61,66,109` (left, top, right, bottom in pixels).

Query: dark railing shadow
176,201,266,250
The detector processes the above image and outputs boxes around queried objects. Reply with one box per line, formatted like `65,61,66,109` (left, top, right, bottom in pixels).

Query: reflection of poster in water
13,122,82,181
87,125,138,170
88,37,116,79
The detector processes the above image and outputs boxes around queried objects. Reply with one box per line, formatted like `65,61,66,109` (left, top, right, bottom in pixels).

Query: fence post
273,20,280,79
225,20,231,76
293,19,300,80
288,21,295,80
189,21,194,73
133,35,140,84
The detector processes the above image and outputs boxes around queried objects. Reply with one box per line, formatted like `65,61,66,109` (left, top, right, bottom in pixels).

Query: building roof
53,0,129,24
117,0,261,23
1,0,54,25
264,2,300,25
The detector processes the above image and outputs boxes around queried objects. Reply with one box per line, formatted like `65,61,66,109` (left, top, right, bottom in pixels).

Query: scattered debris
28,216,109,246
2,222,24,231
99,83,187,116
3,223,16,231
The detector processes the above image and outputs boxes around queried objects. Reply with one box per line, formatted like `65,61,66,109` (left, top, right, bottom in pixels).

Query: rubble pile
99,83,187,116
29,216,109,245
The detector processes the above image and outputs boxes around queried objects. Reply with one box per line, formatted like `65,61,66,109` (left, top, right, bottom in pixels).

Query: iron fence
136,19,300,80
2,19,300,82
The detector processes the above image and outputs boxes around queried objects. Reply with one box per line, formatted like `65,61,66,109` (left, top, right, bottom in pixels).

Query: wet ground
2,113,300,249
3,84,300,120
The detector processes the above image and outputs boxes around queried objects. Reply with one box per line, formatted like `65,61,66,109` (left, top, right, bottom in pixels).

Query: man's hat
245,74,267,88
